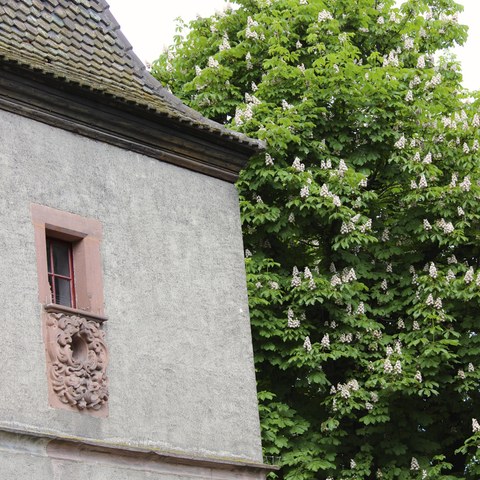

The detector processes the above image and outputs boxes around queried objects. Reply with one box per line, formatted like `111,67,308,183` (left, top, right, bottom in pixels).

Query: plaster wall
0,109,262,463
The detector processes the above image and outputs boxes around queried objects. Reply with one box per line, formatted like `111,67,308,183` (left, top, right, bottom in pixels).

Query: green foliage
153,0,480,478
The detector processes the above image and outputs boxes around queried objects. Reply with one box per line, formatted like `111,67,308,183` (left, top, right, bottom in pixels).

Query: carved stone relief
45,312,108,413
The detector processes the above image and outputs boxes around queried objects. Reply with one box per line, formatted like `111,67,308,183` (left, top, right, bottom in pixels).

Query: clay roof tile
0,0,263,151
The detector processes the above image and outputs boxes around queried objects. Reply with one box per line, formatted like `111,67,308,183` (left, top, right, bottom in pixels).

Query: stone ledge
0,428,278,478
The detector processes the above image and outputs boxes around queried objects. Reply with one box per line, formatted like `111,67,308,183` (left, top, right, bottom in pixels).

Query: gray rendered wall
0,109,263,463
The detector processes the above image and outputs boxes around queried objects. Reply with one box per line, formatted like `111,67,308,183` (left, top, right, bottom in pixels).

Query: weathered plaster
0,109,262,464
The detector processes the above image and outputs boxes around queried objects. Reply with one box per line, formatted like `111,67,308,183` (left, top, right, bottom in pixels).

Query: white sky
107,0,480,91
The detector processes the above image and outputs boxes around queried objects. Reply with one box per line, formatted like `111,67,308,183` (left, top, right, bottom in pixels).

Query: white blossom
384,358,393,373
350,459,357,469
287,308,301,328
303,336,312,352
415,371,423,383
300,185,310,198
393,360,402,374
265,153,274,166
410,75,421,88
423,219,432,231
292,157,305,171
291,266,301,287
405,90,413,102
321,159,332,169
321,333,330,349
463,142,470,154
381,279,388,291
417,55,425,68
318,10,333,22
342,268,357,283
418,174,428,188
359,177,368,187
359,219,372,233
468,363,475,373
437,218,454,234
288,212,295,223
296,40,303,49
458,369,466,379
450,173,458,188
219,34,230,51
457,206,465,216
434,297,443,310
394,135,406,149
356,302,365,315
404,36,414,50
447,255,458,264
397,318,405,329
377,16,384,25
340,333,353,343
383,50,399,67
423,152,432,164
411,457,420,471
338,159,348,175
245,16,259,39
207,56,220,68
245,51,253,69
413,321,420,330
330,274,342,287
473,418,480,433
464,267,474,284
411,180,418,189
460,176,471,192
446,269,455,282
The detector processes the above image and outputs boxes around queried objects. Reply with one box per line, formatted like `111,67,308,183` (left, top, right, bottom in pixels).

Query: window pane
54,277,72,307
52,241,71,277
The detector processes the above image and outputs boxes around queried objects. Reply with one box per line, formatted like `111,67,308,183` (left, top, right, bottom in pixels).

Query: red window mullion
48,240,57,306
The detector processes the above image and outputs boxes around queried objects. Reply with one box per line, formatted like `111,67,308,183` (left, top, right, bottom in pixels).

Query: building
0,1,270,478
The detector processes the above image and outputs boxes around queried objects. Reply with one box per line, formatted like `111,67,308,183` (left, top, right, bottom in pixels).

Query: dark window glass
46,238,75,307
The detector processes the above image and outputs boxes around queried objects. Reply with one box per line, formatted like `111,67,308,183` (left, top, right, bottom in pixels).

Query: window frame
31,203,105,316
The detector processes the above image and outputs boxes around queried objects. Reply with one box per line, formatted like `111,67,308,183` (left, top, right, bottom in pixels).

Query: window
31,203,105,316
46,237,76,308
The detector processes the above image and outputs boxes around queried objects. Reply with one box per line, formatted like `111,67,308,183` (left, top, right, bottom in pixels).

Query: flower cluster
317,10,333,22
287,308,301,328
292,157,305,171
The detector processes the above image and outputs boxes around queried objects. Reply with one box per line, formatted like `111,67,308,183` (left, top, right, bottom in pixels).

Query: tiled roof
0,0,262,149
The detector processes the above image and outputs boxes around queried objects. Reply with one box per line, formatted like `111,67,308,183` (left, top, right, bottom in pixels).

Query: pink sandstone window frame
31,203,105,316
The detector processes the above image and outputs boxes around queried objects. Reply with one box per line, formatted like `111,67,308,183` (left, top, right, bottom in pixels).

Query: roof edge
0,64,258,183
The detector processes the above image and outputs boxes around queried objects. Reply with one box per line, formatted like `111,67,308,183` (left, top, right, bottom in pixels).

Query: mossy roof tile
0,0,262,150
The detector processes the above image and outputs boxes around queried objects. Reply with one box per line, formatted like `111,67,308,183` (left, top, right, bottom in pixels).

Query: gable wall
0,108,262,465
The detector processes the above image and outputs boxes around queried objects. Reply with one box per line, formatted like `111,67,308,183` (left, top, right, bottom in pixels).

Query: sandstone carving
46,312,108,411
